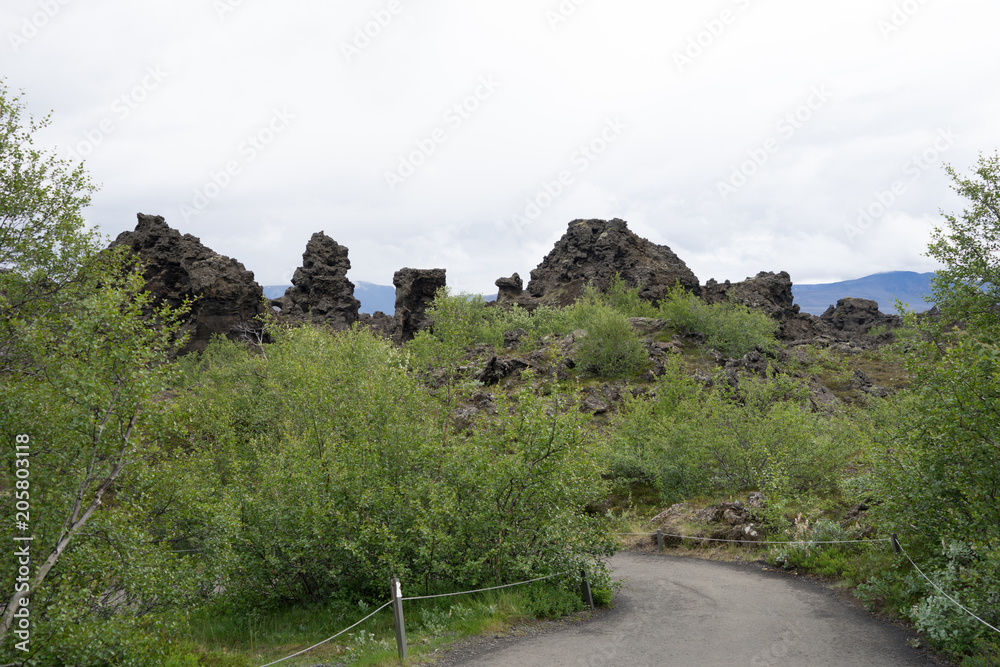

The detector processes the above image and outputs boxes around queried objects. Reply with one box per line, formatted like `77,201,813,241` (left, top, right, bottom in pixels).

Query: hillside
793,271,934,316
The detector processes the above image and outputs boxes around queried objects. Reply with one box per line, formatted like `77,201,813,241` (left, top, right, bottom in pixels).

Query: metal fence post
390,576,408,662
891,534,901,554
657,529,663,552
580,569,595,610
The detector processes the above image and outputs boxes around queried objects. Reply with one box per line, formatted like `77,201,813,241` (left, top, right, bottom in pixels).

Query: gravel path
437,551,948,666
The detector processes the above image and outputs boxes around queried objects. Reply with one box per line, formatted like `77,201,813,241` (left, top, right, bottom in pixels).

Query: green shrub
406,289,578,365
657,283,705,335
607,368,858,503
172,328,614,613
598,274,660,318
656,284,779,358
572,305,649,378
521,583,585,619
701,300,779,358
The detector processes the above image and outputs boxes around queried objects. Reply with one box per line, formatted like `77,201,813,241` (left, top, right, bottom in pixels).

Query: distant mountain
354,281,396,315
267,272,932,319
263,282,397,315
792,271,935,316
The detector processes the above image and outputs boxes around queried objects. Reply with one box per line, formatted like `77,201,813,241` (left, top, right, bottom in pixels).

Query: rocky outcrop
703,271,821,342
495,273,527,305
273,232,360,329
477,355,529,386
357,311,394,338
820,297,901,335
393,268,446,344
524,218,699,307
645,495,763,546
110,213,266,354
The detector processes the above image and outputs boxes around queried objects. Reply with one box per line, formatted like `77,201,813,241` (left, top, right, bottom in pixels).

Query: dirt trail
439,551,945,666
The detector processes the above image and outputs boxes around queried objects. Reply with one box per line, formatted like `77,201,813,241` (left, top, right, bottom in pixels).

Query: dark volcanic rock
820,297,901,335
110,213,266,354
393,268,446,343
357,311,394,338
495,273,524,304
275,232,360,329
477,355,529,386
503,328,528,349
703,271,797,316
703,271,821,341
525,218,699,306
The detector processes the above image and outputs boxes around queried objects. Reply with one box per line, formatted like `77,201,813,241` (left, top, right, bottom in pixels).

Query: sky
4,0,999,294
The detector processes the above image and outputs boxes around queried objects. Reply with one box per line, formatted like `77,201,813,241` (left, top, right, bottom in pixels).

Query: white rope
898,545,1000,636
403,571,573,602
258,600,392,667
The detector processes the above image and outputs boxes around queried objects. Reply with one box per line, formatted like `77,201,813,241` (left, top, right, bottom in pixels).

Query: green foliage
908,545,1000,657
521,582,585,619
0,83,208,663
656,284,779,358
0,257,207,664
173,328,613,615
569,294,649,378
595,274,660,318
0,79,100,330
927,151,1000,334
767,519,866,576
657,283,704,335
409,285,651,378
860,153,1000,658
608,365,857,504
406,288,576,368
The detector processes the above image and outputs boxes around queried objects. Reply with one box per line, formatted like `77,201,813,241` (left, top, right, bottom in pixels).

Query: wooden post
891,534,901,555
390,576,407,662
657,529,663,552
581,569,594,610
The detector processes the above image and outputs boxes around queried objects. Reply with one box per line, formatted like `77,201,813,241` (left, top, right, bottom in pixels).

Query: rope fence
258,569,589,666
256,529,998,666
897,543,1000,636
402,571,572,601
259,600,392,667
621,529,1000,639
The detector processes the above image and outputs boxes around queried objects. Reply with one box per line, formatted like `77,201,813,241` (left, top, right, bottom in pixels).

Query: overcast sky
4,0,999,293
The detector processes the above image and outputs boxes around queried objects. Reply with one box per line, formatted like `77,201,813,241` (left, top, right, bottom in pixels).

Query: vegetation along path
440,552,944,666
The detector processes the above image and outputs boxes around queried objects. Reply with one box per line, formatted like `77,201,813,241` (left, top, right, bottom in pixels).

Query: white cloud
4,0,997,294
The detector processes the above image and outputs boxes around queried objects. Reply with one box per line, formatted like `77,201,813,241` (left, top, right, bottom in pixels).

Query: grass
177,580,599,666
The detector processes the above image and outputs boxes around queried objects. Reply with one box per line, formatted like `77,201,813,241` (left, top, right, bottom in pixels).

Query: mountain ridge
793,271,934,316
264,270,935,318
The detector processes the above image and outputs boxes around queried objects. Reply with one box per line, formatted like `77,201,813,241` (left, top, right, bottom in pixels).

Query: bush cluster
607,363,856,504
173,327,615,613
